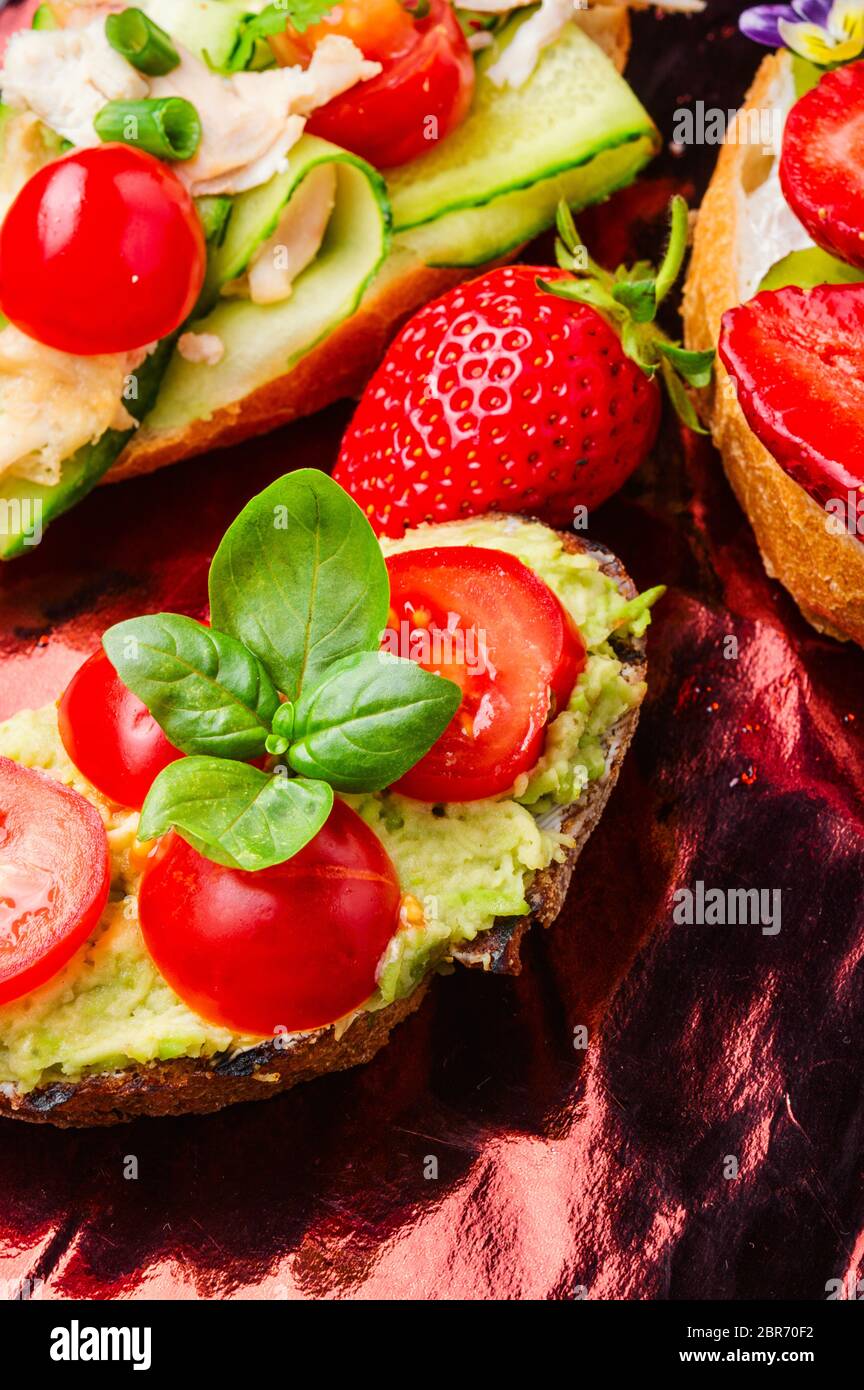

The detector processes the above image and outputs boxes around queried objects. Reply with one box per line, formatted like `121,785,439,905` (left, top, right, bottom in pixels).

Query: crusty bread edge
0,529,646,1127
681,53,864,645
110,261,476,482
105,7,633,484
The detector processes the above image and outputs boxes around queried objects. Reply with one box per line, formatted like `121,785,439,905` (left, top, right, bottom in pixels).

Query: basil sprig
103,471,460,872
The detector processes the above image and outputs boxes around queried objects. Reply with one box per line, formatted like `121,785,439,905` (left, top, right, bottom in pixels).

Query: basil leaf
209,469,390,701
139,758,333,871
288,652,461,792
103,614,280,759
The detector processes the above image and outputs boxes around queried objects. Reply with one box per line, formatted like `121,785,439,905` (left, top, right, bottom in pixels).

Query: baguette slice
682,53,864,645
0,529,647,1128
106,7,634,484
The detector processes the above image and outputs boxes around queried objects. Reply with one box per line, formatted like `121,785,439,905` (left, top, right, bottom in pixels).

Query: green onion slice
105,8,180,77
94,98,202,163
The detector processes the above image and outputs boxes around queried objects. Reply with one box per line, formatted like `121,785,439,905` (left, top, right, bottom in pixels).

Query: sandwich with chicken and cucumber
0,466,662,1125
683,3,864,645
0,0,681,560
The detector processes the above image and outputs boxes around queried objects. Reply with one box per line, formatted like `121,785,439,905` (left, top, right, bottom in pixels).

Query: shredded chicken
1,21,380,197
0,326,138,487
150,35,380,196
1,21,148,149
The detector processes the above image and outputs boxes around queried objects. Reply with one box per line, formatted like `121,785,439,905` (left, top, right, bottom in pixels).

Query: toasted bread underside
0,532,646,1126
107,7,632,484
682,53,864,646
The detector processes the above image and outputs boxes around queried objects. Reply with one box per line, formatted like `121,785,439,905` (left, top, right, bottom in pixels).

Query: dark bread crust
452,538,645,974
0,531,646,1126
0,985,430,1128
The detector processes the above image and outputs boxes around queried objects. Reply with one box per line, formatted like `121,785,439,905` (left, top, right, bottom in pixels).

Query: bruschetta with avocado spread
0,468,661,1125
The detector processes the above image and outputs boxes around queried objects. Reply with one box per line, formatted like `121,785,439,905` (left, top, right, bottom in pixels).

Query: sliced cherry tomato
780,62,864,270
274,0,475,170
386,546,586,802
58,650,183,810
0,145,206,355
0,757,110,1005
138,802,402,1035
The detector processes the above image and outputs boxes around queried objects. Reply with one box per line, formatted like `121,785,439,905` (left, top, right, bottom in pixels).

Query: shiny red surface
0,0,862,1302
1,346,862,1303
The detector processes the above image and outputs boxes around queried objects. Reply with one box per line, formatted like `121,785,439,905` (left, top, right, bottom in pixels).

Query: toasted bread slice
0,531,647,1127
106,7,633,485
682,53,864,645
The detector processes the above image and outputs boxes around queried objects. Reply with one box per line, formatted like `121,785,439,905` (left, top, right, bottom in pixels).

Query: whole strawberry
335,199,712,537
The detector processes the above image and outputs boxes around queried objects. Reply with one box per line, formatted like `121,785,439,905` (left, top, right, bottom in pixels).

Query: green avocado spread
0,517,655,1092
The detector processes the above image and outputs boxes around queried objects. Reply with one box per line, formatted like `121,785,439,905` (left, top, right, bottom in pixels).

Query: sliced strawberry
718,284,864,511
780,62,864,270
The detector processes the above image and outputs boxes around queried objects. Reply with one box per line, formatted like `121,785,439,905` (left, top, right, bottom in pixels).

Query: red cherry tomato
0,757,110,1005
58,650,183,810
276,0,475,170
0,145,206,355
138,802,402,1035
386,546,586,802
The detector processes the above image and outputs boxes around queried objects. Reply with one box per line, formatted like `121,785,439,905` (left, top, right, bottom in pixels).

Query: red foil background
1,0,863,1301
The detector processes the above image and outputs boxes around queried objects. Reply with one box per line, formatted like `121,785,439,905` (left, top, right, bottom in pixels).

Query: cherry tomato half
0,757,110,1005
0,145,206,355
386,546,586,802
138,802,402,1035
58,650,184,810
274,0,475,170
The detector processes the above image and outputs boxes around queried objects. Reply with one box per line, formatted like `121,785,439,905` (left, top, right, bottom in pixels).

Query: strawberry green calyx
538,197,715,434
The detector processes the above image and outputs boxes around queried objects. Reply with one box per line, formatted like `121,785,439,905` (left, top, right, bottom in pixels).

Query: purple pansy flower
740,0,864,63
741,0,830,49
